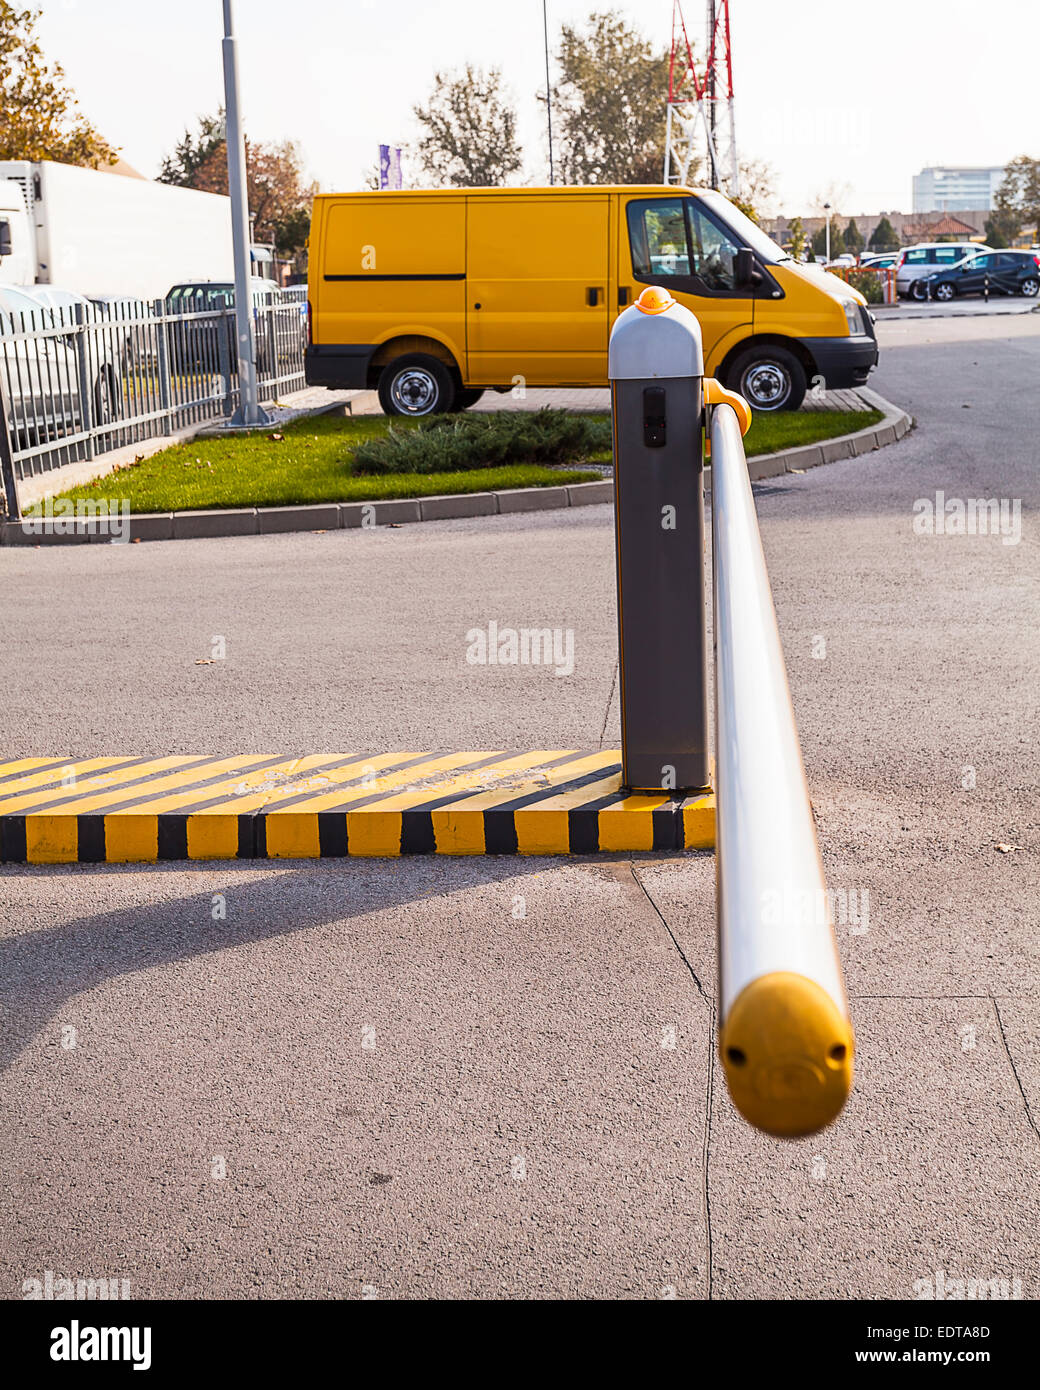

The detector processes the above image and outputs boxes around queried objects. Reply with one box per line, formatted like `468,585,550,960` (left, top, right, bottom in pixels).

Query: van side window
934,247,963,264
627,198,691,277
904,249,928,263
627,197,741,292
685,201,740,291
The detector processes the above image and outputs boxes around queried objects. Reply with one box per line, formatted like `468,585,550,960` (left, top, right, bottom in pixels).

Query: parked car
860,252,898,269
827,253,857,267
895,242,991,299
920,249,1040,302
0,284,120,444
89,293,159,371
165,277,282,372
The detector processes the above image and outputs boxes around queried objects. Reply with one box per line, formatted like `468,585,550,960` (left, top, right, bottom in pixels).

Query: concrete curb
740,387,912,483
0,392,911,546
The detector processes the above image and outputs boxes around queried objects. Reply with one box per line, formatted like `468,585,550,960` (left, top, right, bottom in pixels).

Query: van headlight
842,300,861,335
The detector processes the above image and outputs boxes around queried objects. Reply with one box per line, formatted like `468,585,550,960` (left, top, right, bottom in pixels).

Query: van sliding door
466,196,610,386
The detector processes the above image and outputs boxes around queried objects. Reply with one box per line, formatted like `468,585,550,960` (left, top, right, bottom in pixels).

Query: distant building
912,166,1005,212
765,209,992,249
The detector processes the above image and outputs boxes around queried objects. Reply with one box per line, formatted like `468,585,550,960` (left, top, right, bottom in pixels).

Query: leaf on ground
268,432,285,441
995,843,1022,854
194,658,216,665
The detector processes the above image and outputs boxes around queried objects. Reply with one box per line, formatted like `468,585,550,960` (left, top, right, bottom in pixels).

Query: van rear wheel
377,354,456,416
728,346,806,412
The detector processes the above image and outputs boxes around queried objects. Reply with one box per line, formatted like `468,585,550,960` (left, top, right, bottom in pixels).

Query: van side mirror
735,246,759,287
0,220,11,258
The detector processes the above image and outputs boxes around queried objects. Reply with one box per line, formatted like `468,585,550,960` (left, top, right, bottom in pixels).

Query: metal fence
0,287,307,517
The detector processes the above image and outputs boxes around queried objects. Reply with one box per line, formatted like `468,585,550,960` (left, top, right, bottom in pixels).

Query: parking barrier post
607,285,710,794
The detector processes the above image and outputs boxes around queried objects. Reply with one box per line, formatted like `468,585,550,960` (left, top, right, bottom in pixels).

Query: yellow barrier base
0,753,716,863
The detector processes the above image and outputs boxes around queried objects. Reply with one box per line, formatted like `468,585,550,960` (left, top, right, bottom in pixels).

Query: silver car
0,285,120,447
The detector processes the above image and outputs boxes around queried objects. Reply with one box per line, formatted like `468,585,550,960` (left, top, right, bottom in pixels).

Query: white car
0,284,119,445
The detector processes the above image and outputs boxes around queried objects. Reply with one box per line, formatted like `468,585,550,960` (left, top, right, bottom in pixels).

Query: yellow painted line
514,772,625,855
264,752,503,859
105,815,158,863
427,751,614,855
0,757,172,812
340,811,398,858
186,815,240,860
0,757,80,783
429,751,616,813
683,795,716,849
192,752,429,816
264,751,495,817
107,755,351,817
25,816,78,864
362,751,546,813
429,809,485,855
598,790,672,852
264,813,320,860
5,756,277,818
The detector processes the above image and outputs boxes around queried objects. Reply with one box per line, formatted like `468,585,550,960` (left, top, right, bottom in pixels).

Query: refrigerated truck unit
0,160,235,301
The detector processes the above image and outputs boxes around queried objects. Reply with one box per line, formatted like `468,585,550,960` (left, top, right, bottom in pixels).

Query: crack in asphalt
629,863,714,1299
992,998,1040,1148
598,659,618,750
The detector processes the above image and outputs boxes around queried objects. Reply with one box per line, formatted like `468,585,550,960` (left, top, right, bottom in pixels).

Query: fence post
153,298,173,433
217,307,234,417
73,303,95,462
0,387,20,522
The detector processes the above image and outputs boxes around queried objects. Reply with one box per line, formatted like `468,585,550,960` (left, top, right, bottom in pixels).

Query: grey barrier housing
608,295,709,793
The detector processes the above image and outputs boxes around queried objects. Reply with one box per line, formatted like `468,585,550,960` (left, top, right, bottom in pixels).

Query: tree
868,216,899,251
158,111,225,187
787,216,806,260
731,159,775,223
844,218,864,256
549,10,673,184
984,209,1019,249
812,223,844,259
159,113,316,258
413,65,522,187
0,2,116,166
993,156,1038,240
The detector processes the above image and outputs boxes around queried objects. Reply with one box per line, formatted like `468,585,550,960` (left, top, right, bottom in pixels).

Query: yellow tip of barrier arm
719,971,854,1138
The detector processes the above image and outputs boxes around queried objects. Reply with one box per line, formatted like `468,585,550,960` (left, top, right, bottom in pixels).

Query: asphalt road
1,314,1038,1300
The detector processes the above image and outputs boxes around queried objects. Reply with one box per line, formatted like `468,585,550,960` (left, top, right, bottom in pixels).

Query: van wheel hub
742,361,790,408
391,368,439,414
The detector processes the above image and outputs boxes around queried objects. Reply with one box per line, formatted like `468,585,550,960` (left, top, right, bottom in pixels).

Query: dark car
165,278,280,372
922,250,1040,302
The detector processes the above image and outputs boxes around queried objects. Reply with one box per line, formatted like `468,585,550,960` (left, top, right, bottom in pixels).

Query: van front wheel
728,346,806,412
378,354,456,416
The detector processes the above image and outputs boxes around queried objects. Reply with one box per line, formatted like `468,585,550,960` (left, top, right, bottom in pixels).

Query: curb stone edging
0,391,910,546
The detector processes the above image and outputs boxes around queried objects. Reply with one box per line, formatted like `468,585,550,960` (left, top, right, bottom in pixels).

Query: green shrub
351,407,612,474
847,270,884,304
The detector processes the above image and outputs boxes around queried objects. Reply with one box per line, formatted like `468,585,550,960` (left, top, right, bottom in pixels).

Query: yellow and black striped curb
0,753,716,862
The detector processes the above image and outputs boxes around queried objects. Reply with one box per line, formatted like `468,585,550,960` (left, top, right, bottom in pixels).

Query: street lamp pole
824,202,832,263
222,0,269,427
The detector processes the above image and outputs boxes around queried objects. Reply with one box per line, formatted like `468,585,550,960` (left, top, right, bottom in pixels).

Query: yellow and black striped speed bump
0,753,715,863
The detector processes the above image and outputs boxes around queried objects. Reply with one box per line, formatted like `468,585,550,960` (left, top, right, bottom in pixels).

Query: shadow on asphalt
0,856,565,1076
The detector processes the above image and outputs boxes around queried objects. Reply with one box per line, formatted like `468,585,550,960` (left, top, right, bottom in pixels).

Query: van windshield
699,191,789,264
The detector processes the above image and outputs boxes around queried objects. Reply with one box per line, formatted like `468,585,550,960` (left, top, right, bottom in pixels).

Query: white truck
0,159,235,302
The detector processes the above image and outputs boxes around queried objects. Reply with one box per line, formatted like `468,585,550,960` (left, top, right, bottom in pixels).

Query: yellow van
305,185,878,415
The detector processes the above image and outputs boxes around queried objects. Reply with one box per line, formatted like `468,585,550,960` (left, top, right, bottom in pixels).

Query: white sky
39,0,1034,217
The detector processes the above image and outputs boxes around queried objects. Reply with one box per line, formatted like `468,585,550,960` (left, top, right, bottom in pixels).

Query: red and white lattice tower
663,0,739,196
